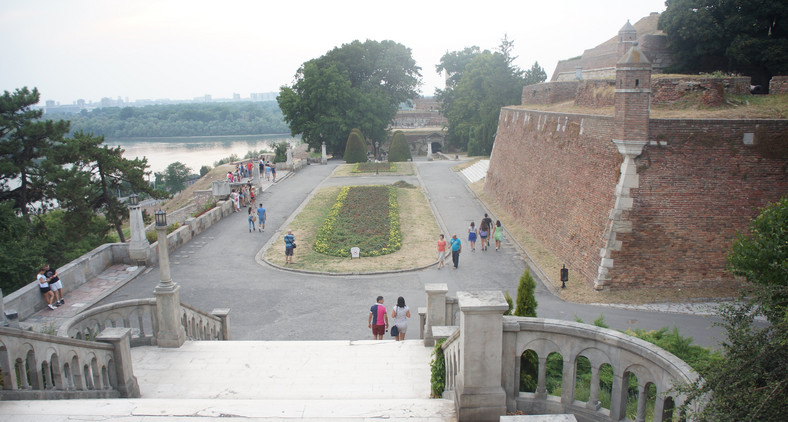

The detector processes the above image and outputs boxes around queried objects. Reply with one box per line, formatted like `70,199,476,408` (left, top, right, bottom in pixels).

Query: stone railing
0,326,139,400
424,289,698,422
57,299,230,346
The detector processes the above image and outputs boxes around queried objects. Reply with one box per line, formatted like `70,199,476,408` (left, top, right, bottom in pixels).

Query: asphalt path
97,159,725,348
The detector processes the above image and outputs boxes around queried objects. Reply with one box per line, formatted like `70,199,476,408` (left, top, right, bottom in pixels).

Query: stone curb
256,163,443,277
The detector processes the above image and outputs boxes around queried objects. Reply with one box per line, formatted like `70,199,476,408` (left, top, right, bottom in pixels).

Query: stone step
461,159,490,183
1,397,458,421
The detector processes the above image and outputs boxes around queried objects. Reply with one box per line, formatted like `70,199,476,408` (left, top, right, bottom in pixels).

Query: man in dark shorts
367,296,389,340
44,264,64,306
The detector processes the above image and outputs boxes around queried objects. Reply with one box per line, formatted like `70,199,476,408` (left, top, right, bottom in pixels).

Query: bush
515,269,538,317
199,165,211,176
273,142,287,163
388,131,411,162
430,338,446,398
343,129,367,163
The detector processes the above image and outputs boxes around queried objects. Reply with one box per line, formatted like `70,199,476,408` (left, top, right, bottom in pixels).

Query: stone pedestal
427,142,433,161
128,205,149,263
424,283,448,347
211,308,231,340
154,226,186,348
253,163,261,187
212,180,231,199
455,290,508,422
286,147,294,168
96,327,140,397
321,142,327,164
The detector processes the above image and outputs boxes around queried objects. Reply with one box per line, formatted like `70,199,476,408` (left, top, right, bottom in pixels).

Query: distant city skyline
2,0,667,105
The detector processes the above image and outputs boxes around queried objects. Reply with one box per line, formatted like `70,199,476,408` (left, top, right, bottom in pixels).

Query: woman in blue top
284,230,295,264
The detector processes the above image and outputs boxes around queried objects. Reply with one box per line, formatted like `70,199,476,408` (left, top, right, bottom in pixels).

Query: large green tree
659,0,788,87
278,40,421,156
0,87,70,217
435,38,528,154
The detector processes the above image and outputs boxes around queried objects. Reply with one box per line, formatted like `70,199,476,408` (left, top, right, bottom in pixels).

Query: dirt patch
331,162,415,177
470,180,741,304
264,184,440,273
160,163,237,213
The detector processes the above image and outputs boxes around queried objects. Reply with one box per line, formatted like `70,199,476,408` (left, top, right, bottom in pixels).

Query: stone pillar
321,142,327,165
575,66,583,80
610,372,626,421
153,225,186,348
286,146,294,168
424,283,448,347
211,308,231,340
128,204,149,264
0,288,6,327
560,356,576,406
96,327,140,398
455,291,508,422
252,163,261,187
635,383,647,422
586,365,601,410
211,180,230,200
536,355,548,398
427,142,433,161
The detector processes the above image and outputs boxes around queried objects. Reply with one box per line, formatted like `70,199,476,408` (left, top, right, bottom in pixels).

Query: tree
659,0,788,87
199,165,211,177
515,268,538,317
162,161,191,192
436,38,525,154
677,197,788,420
0,87,70,217
387,131,411,162
523,61,547,86
278,40,421,156
273,142,288,163
343,129,367,163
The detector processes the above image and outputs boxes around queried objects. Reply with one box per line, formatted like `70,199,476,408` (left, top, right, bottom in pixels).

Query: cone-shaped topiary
344,129,367,163
388,131,411,162
515,269,538,317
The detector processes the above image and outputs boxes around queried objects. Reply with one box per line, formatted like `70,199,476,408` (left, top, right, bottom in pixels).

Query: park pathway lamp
153,208,186,347
129,193,138,207
561,265,569,289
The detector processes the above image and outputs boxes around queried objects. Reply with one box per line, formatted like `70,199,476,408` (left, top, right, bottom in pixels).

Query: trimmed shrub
388,131,411,162
344,129,367,163
515,268,538,317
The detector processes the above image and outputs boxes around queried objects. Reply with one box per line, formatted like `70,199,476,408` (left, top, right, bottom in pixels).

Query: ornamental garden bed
264,182,439,273
332,162,414,177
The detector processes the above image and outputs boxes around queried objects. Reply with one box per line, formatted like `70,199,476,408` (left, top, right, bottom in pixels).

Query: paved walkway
37,158,725,347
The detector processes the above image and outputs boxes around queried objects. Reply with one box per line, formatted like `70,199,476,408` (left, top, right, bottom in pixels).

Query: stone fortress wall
486,19,788,291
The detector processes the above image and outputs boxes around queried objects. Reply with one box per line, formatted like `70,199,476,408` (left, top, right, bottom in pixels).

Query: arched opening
624,371,639,420
70,356,83,390
598,363,614,410
431,141,442,153
25,349,40,389
519,349,538,393
40,361,52,389
90,357,101,389
644,382,658,421
107,358,118,389
574,355,591,402
62,362,74,390
49,353,62,389
546,352,563,397
83,364,94,390
662,396,676,421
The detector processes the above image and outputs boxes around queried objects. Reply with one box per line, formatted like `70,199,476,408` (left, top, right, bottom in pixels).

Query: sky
1,0,667,105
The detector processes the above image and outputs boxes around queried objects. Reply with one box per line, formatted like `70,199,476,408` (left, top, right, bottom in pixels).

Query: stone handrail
0,326,139,399
57,299,230,346
423,288,699,422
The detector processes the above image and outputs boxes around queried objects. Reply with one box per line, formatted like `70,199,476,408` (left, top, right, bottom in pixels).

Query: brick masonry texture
770,76,788,94
487,108,788,290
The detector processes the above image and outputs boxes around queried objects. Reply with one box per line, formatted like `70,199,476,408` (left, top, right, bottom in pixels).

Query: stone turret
617,20,638,59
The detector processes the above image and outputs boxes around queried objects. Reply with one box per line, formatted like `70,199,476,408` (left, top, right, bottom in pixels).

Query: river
111,134,301,175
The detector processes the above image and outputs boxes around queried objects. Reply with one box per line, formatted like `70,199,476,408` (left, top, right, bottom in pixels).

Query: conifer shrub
344,129,367,163
388,131,412,162
515,268,538,317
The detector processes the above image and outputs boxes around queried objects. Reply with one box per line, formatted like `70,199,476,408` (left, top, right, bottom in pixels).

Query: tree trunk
99,162,126,243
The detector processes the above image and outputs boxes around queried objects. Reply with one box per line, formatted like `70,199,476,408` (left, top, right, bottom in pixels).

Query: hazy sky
2,0,667,105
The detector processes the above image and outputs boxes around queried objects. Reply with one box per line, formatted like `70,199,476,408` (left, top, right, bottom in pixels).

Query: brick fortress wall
487,108,788,290
771,76,788,94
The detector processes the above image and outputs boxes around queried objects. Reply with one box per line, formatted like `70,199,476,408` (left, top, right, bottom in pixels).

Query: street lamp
375,141,380,175
129,193,138,207
153,208,185,347
561,265,569,289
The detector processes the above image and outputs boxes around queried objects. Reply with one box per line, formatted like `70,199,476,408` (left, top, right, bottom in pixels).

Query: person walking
436,234,447,270
391,296,411,341
368,296,388,340
44,264,64,306
271,165,277,182
247,206,257,232
468,221,478,252
284,230,295,264
493,220,503,251
231,189,240,212
256,203,266,232
37,267,56,310
449,234,462,269
479,221,490,251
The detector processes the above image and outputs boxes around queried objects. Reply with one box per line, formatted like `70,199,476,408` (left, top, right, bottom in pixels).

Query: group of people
37,264,65,310
230,184,255,213
437,213,504,270
248,203,267,232
226,159,276,183
368,295,411,341
259,158,276,182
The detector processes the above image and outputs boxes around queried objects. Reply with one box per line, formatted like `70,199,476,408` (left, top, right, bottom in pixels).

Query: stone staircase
460,159,490,183
1,340,457,421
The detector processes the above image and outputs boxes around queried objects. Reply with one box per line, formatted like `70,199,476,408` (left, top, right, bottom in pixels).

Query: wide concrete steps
460,159,490,183
1,340,457,421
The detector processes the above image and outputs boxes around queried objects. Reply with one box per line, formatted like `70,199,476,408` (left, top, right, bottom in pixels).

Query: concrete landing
0,340,457,421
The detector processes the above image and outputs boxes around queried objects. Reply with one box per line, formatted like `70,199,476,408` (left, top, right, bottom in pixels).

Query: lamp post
128,194,150,264
561,265,569,289
375,141,380,175
153,209,185,347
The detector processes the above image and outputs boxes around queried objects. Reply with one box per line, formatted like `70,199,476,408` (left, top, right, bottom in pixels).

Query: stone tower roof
619,20,636,34
617,44,651,66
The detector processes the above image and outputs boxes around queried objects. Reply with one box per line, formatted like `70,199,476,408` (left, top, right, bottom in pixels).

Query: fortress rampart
486,107,788,290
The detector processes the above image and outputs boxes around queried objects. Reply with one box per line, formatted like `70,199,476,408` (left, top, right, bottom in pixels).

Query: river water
111,134,301,175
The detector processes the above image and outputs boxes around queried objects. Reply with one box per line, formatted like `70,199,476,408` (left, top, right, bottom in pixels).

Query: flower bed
352,162,394,173
313,185,402,257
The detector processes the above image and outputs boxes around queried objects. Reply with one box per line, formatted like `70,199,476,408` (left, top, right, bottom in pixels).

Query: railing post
586,364,601,410
211,308,231,340
424,283,448,347
96,327,140,398
455,291,508,422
